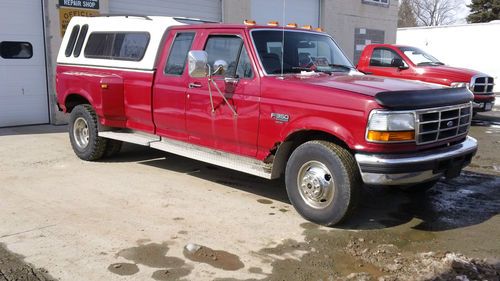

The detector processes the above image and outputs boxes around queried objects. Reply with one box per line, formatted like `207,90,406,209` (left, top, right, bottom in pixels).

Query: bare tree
399,0,418,27
411,0,464,26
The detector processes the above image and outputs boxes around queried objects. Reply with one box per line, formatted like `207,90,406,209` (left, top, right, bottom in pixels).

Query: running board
98,131,272,179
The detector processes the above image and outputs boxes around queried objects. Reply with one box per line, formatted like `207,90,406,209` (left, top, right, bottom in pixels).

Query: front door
186,32,260,157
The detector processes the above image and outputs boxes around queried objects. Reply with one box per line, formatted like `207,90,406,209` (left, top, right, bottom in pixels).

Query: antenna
280,0,286,77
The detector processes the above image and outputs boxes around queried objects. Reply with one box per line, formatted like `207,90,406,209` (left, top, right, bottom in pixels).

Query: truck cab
56,16,478,226
357,44,496,113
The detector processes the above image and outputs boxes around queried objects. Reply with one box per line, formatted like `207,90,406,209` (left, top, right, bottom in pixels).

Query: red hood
417,65,485,83
280,73,443,97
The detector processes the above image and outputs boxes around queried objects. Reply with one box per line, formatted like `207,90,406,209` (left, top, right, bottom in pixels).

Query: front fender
280,116,356,149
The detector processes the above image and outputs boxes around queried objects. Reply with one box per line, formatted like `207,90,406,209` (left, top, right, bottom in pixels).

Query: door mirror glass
188,50,208,78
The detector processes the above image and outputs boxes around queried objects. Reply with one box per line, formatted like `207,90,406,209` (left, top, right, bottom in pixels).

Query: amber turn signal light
367,131,415,142
100,84,108,89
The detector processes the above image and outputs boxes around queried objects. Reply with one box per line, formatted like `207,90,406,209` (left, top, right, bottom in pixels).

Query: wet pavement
0,109,499,281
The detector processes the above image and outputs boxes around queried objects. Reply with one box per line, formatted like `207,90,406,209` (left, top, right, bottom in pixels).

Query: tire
104,139,123,158
400,180,438,193
68,104,107,161
285,141,361,226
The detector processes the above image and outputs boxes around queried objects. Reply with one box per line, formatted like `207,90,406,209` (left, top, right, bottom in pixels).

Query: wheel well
65,94,90,113
269,130,351,179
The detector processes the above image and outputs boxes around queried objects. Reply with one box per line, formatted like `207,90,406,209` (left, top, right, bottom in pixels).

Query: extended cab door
153,31,196,140
363,47,412,78
185,31,260,157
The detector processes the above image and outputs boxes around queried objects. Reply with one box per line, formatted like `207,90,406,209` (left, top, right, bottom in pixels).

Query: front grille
472,76,494,94
416,103,472,145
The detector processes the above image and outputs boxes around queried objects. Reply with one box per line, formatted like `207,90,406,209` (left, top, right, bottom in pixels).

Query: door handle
188,82,202,89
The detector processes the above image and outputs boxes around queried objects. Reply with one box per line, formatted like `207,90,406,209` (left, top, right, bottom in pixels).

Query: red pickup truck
357,44,495,113
56,16,477,225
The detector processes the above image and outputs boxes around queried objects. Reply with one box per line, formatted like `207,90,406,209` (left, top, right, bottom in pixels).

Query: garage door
109,0,222,22
0,0,49,127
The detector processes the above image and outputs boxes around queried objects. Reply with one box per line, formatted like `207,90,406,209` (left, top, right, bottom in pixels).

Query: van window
0,41,33,59
84,32,150,61
65,25,80,57
73,24,88,57
165,32,195,75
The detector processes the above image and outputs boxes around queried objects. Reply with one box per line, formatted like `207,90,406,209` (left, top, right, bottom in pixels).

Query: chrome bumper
355,136,478,185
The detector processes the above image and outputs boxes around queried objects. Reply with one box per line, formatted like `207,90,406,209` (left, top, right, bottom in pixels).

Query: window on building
164,33,195,75
204,35,244,77
73,24,88,57
84,32,150,61
0,41,33,59
353,28,385,64
370,48,407,67
362,0,389,6
65,25,80,57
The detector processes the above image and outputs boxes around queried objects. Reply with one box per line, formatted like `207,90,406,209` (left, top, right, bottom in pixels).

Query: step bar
98,130,272,179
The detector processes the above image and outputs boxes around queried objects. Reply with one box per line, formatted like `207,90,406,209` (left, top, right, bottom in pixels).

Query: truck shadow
0,124,67,136
105,144,500,232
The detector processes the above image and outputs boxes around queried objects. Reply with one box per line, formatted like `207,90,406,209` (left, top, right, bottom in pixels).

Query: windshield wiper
417,62,444,66
328,64,353,72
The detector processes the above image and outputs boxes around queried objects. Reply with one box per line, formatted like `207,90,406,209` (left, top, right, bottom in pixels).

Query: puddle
116,242,185,269
107,263,139,276
183,244,244,271
257,199,273,205
151,268,193,281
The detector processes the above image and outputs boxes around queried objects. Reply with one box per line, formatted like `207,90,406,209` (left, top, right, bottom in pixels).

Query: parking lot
0,108,499,281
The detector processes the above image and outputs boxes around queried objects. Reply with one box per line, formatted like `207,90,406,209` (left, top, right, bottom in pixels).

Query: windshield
398,46,444,66
251,30,353,75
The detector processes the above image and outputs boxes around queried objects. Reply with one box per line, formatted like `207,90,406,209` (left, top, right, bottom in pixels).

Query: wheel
285,141,361,226
69,104,107,161
104,139,123,157
400,180,438,193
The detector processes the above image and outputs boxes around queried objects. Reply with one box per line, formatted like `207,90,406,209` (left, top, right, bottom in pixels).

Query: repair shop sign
59,8,100,36
59,0,99,10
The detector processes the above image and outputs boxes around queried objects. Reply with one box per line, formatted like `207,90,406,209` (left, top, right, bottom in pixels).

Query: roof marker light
243,19,256,25
267,21,279,26
286,23,298,28
315,27,324,32
301,25,313,30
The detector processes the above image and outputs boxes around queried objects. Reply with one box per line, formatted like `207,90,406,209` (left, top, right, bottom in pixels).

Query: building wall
43,0,110,124
321,0,398,64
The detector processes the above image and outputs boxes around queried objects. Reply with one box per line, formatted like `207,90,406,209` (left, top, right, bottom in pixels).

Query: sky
454,0,472,24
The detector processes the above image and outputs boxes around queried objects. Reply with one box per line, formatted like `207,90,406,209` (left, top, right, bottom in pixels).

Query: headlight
367,110,415,142
450,82,470,88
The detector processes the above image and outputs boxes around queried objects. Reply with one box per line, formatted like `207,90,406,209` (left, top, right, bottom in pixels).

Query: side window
73,24,88,57
165,33,195,75
236,47,253,78
204,36,243,77
370,48,406,67
84,32,150,61
65,25,80,57
0,41,33,59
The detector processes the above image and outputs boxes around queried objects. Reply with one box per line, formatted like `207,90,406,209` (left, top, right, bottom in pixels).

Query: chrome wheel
297,161,335,209
73,117,89,150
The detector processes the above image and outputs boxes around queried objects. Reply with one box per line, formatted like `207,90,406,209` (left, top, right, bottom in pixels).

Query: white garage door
251,0,320,27
0,0,49,127
110,0,222,22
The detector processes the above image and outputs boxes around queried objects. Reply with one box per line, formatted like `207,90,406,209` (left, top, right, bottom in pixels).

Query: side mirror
188,50,209,78
213,60,228,75
391,58,408,70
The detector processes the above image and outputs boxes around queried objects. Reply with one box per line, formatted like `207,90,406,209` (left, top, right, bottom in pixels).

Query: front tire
285,141,361,226
69,104,107,161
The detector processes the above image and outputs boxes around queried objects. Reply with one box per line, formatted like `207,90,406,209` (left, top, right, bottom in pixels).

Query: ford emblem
446,121,454,127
